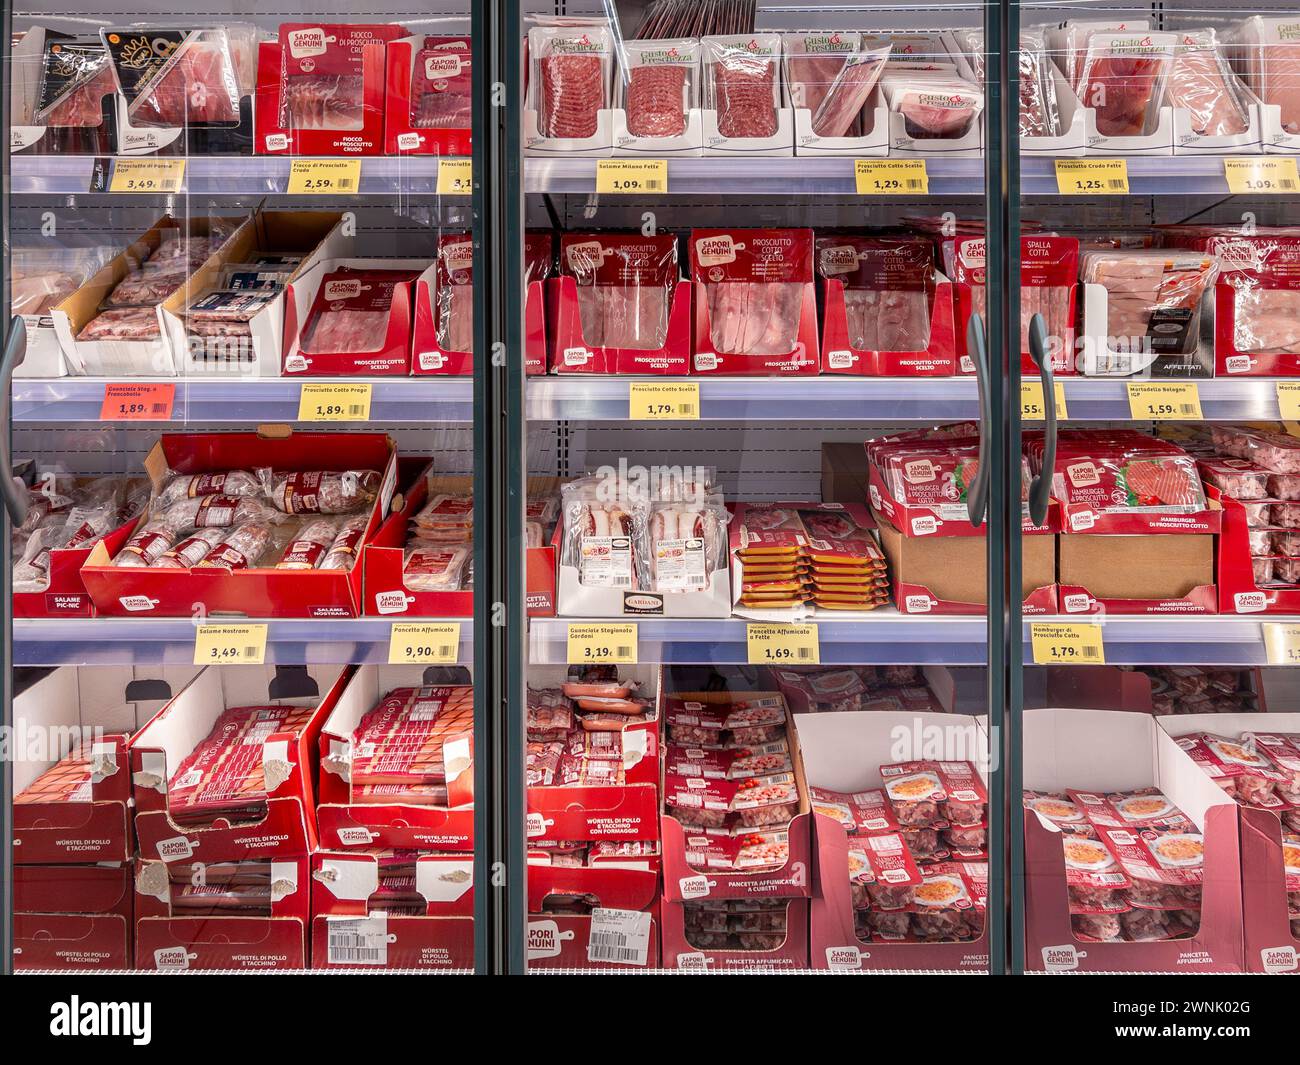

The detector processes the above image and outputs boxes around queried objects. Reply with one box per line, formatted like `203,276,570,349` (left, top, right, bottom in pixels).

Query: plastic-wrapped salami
320,515,369,569
160,493,274,530
195,522,275,570
703,34,781,139
258,468,380,515
155,469,261,509
621,37,698,139
113,520,177,567
275,518,340,570
150,527,225,569
529,24,613,140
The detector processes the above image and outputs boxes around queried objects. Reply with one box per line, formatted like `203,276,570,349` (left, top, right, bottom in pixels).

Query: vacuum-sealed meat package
34,36,116,129
951,28,1060,138
880,68,984,139
279,24,402,131
816,236,934,351
621,37,698,138
1234,16,1300,135
1168,29,1250,137
703,34,781,138
403,545,471,591
259,468,380,515
1076,31,1175,137
559,477,643,590
1175,733,1288,807
76,306,162,342
529,23,613,139
320,515,369,569
560,232,678,350
300,269,417,356
410,36,472,129
644,496,728,593
435,232,474,354
783,33,888,138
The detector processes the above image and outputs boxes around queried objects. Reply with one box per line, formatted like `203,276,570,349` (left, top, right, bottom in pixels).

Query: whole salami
113,520,177,567
275,518,340,570
195,522,274,570
320,515,369,569
258,468,380,515
150,527,225,569
160,494,274,530
155,470,261,509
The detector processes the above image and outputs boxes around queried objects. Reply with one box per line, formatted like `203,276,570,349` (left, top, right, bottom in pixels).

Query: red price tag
100,383,175,422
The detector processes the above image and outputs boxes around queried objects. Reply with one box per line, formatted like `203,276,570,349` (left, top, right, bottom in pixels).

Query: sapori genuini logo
49,997,152,1045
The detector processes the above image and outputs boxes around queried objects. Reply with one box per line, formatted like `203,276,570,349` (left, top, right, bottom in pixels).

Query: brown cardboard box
1058,534,1212,600
876,519,1055,605
821,442,871,505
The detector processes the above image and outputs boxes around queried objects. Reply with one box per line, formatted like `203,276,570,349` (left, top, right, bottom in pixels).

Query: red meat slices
143,41,240,125
1079,54,1166,137
1126,459,1200,505
45,64,116,128
302,309,389,354
626,64,687,137
707,282,803,355
714,54,777,138
540,53,603,139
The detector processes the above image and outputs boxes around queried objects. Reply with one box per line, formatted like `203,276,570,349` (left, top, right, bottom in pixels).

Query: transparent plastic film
704,34,780,139
622,37,697,138
561,234,677,350
1168,29,1250,138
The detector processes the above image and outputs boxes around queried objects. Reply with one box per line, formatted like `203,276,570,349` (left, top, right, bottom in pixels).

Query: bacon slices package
691,227,818,374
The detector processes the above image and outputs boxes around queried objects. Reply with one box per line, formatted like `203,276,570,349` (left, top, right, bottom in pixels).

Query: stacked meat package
660,687,812,968
525,666,662,969
772,663,946,715
384,34,473,156
729,501,889,617
314,668,475,969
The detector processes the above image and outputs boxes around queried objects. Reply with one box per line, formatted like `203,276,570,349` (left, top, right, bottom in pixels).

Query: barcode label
587,908,651,966
1107,178,1126,190
327,917,388,966
797,646,815,660
642,179,664,191
348,404,366,416
244,645,260,659
336,178,355,191
677,403,695,415
1081,645,1102,659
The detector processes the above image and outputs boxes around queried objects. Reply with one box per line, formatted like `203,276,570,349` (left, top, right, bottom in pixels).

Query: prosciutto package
1076,31,1175,137
1080,248,1218,360
278,24,404,131
410,37,472,130
620,38,698,139
950,28,1060,138
1168,29,1251,137
816,236,934,352
783,33,889,138
560,233,678,350
435,232,474,354
1233,16,1300,135
300,268,418,356
703,34,781,138
258,468,379,515
529,24,613,139
691,227,814,357
34,36,115,128
880,67,984,140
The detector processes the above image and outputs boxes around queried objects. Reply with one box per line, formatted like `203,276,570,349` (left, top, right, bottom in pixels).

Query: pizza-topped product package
1174,733,1289,809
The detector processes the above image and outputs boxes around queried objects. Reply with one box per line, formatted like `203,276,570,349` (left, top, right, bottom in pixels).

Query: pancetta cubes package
384,35,472,155
701,34,793,155
282,259,426,375
817,235,957,375
525,23,615,155
317,666,475,852
254,24,404,155
691,228,819,375
661,897,809,969
549,232,689,374
413,232,473,375
614,37,703,156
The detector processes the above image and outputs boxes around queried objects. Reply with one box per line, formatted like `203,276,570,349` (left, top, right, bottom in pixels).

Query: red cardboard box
527,904,661,971
130,664,349,863
134,856,309,922
547,276,692,375
81,429,397,618
383,35,472,156
13,863,133,970
820,273,958,376
317,665,475,852
311,913,474,969
312,850,473,917
1215,489,1300,615
136,915,306,970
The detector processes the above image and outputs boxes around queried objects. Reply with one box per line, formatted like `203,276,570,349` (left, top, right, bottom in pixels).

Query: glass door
1014,0,1299,975
513,0,1009,974
4,1,488,973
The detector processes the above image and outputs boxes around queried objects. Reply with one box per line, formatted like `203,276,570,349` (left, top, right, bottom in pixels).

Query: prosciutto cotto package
1076,31,1175,138
691,227,818,374
1167,29,1252,138
619,38,698,141
1212,236,1300,375
434,232,473,356
816,236,936,358
702,34,782,141
1233,16,1300,137
278,24,399,132
296,268,418,372
951,28,1061,138
529,24,613,143
880,67,984,141
783,33,890,140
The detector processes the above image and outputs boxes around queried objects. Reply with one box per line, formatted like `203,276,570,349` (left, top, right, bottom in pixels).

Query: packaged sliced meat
644,496,727,593
952,28,1061,138
410,37,471,130
880,67,984,140
530,24,613,140
411,493,473,543
1076,31,1175,137
621,38,698,139
11,247,113,318
816,236,934,352
559,233,678,350
403,545,471,591
783,32,863,130
76,306,162,342
34,36,115,128
1175,733,1288,808
1168,29,1250,137
434,232,474,354
278,24,402,131
258,468,379,515
703,34,781,138
1234,16,1300,135
559,478,642,590
300,269,417,356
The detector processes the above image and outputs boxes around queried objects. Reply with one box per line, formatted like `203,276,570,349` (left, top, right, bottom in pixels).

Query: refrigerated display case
9,0,1300,981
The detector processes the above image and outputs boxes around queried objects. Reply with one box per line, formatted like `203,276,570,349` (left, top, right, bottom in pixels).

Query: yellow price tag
1126,382,1202,420
109,158,186,194
193,623,268,666
1030,622,1104,666
437,159,473,196
1055,159,1129,196
1278,383,1300,420
388,622,461,665
297,383,372,422
1263,624,1300,665
629,381,699,421
855,159,928,195
567,623,638,665
1021,380,1068,421
746,623,820,666
1224,157,1300,195
596,159,668,195
286,159,362,195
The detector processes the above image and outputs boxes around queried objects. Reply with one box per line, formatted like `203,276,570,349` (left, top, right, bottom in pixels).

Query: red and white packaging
549,232,689,374
817,235,957,375
690,227,819,375
413,232,473,375
525,22,615,155
1022,708,1244,972
13,666,183,863
700,33,793,156
283,262,423,375
801,711,992,970
130,665,348,864
661,897,809,970
81,430,396,618
1211,235,1300,376
134,856,309,922
1174,732,1290,808
528,892,662,970
254,24,404,156
525,231,553,374
14,863,133,970
384,35,472,156
317,666,474,852
136,914,306,970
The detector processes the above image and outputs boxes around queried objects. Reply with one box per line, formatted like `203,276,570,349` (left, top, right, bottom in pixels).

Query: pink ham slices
1168,29,1250,137
1076,31,1175,137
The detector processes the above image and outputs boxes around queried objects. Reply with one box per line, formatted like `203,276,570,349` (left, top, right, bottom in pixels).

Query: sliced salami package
527,23,614,148
702,34,783,141
618,37,699,143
